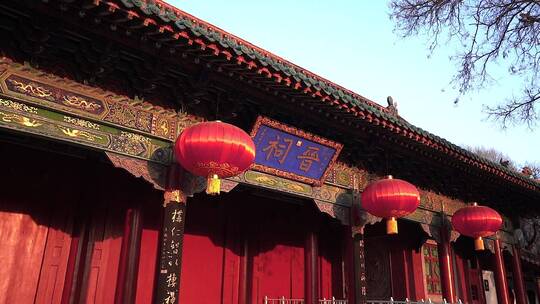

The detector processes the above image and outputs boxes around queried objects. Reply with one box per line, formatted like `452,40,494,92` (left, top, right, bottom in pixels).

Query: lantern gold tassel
206,174,221,195
474,237,485,251
386,217,398,234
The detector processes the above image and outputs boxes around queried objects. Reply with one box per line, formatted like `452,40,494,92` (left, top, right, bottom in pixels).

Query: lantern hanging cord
385,152,390,176
215,93,220,121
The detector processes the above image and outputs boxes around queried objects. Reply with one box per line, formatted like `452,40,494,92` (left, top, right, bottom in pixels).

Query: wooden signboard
250,116,343,186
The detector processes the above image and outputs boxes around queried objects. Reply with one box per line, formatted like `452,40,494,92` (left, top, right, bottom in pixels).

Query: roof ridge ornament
386,96,398,116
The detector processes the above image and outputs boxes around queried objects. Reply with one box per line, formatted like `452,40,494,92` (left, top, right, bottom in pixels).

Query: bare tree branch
390,0,540,127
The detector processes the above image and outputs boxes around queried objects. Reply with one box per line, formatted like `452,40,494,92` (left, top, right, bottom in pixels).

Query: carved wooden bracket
352,192,382,225
314,199,350,225
484,238,496,254
450,231,461,243
106,152,167,190
420,223,438,241
350,191,382,236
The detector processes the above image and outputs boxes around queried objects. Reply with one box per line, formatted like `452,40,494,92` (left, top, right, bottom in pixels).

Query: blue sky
171,1,538,165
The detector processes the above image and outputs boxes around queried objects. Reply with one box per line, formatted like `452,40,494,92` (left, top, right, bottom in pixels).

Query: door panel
179,197,227,304
0,145,75,304
0,210,50,303
0,143,161,304
250,203,305,303
319,224,345,300
469,269,484,304
35,207,74,304
80,203,125,304
365,237,392,300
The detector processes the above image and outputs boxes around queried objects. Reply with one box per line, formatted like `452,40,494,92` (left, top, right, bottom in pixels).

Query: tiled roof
114,0,539,192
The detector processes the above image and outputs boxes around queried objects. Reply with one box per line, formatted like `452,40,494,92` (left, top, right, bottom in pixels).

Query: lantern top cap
385,175,393,180
472,202,478,206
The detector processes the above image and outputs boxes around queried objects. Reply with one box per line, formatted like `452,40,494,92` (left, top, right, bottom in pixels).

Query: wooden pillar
438,224,456,302
535,277,540,304
238,237,249,304
493,238,511,304
390,246,410,300
454,253,472,304
351,230,367,304
511,246,528,304
474,256,487,304
115,207,142,303
155,190,186,304
305,230,319,304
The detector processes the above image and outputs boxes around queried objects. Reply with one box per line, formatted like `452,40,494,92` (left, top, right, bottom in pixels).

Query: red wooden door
251,222,305,302
365,237,392,300
179,193,313,304
0,143,161,304
34,206,75,304
0,207,66,304
318,223,345,301
179,196,229,304
0,146,76,304
78,200,125,303
469,268,485,304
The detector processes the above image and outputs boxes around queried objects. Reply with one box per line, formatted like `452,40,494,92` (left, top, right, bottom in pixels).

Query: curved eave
91,0,540,194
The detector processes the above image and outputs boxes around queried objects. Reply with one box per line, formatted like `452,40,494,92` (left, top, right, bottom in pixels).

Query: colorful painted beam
0,96,172,164
0,59,181,141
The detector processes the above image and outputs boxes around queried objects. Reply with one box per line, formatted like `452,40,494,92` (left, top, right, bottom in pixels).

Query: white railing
263,297,304,304
366,298,463,304
319,297,348,304
263,296,348,304
262,296,463,304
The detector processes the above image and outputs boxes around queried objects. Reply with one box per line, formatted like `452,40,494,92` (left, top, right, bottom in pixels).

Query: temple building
0,1,539,304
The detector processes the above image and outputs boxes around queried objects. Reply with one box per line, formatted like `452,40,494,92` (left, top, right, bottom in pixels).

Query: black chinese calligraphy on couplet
155,202,186,304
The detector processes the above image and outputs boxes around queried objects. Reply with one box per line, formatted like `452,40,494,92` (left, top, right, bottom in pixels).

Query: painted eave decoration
250,116,343,186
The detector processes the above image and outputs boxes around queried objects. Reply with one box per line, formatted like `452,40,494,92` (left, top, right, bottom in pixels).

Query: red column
454,254,471,304
115,207,142,303
535,277,540,304
511,246,528,304
305,231,319,304
493,238,510,304
410,248,426,300
438,225,456,302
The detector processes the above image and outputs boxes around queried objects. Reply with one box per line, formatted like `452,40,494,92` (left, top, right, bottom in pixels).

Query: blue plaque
250,116,343,186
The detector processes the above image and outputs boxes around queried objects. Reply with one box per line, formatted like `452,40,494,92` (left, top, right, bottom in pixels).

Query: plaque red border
250,116,343,186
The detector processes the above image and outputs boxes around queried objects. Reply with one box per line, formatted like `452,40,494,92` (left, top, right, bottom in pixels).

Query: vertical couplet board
355,233,368,304
155,195,186,304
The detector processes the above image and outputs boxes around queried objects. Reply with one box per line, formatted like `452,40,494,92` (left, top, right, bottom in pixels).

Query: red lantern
451,203,502,250
174,121,256,195
361,175,420,234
